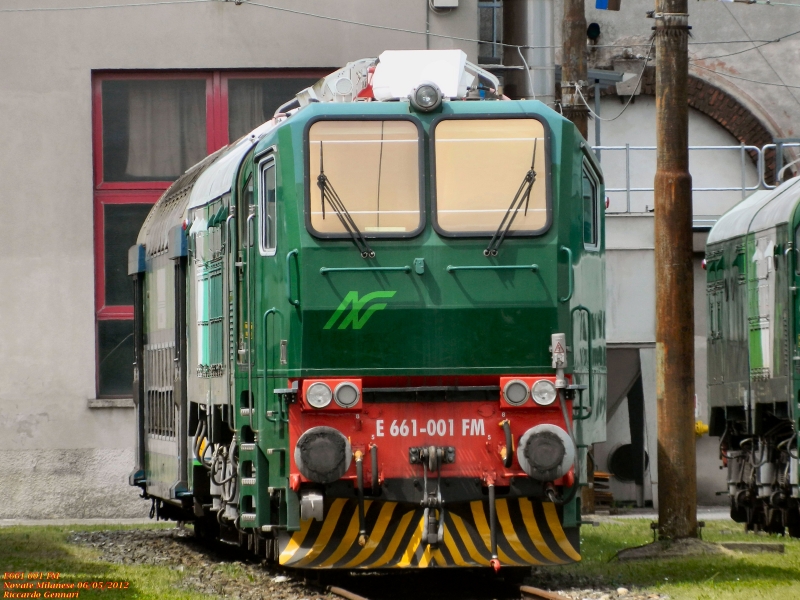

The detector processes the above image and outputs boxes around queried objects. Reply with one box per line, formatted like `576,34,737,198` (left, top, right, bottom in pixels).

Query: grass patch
2,520,798,600
0,524,211,600
539,519,800,599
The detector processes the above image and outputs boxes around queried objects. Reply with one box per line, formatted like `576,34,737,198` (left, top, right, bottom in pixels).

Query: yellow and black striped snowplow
278,497,580,569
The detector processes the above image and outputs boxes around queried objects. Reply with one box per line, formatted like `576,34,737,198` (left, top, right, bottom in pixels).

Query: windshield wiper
317,142,375,259
484,138,538,257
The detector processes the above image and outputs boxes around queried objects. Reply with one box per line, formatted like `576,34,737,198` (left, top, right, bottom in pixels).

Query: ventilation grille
144,343,176,438
196,260,225,378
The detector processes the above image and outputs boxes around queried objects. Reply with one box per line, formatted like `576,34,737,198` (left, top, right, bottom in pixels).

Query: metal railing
593,142,800,214
593,144,763,213
762,141,800,189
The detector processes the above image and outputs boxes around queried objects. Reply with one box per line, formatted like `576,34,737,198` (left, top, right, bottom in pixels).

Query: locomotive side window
582,162,600,249
307,120,422,237
259,157,277,255
433,118,548,235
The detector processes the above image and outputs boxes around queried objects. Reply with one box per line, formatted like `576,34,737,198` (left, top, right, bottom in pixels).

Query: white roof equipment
288,50,502,111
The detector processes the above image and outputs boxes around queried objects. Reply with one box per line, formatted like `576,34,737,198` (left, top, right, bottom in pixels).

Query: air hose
546,388,580,506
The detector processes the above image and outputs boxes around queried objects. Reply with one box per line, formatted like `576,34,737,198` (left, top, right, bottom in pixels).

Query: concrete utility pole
653,0,698,539
561,0,588,139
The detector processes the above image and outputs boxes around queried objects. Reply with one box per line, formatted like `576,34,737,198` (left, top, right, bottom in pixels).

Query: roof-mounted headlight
306,382,333,409
409,82,443,112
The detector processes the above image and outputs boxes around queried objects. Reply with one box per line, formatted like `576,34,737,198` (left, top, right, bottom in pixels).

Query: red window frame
92,69,327,396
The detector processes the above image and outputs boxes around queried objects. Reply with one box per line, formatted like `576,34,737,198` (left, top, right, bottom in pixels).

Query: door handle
286,249,300,307
560,246,573,303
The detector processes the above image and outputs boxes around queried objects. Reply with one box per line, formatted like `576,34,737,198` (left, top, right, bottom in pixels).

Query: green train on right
706,176,800,536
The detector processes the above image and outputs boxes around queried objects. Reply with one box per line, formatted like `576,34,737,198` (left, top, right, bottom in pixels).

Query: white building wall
0,0,477,518
602,97,759,505
3,0,797,517
576,0,800,142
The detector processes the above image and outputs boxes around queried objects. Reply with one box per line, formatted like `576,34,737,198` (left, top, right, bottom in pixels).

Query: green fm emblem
324,290,397,330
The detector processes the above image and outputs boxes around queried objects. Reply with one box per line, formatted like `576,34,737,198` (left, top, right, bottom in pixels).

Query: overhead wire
690,63,800,89
691,24,800,60
0,0,213,12
4,0,800,94
721,2,800,107
576,38,655,123
0,0,795,51
738,0,800,6
243,1,800,51
693,41,774,60
517,46,535,100
687,22,800,91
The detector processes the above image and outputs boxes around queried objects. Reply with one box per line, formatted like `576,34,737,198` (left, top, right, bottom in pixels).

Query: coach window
93,70,325,399
259,158,277,255
433,119,548,236
307,120,422,237
582,161,600,250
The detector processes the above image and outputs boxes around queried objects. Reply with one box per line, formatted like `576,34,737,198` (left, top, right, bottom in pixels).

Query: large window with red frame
93,70,323,397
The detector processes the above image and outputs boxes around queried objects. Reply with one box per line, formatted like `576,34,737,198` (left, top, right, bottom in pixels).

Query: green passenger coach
706,176,800,536
128,50,607,570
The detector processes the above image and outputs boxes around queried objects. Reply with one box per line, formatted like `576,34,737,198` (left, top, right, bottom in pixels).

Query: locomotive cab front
129,50,606,570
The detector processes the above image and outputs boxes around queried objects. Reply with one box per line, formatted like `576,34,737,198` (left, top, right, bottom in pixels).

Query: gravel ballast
69,528,321,600
67,527,664,600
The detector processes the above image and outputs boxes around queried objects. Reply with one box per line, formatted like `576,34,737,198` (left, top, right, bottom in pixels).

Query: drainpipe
503,0,555,105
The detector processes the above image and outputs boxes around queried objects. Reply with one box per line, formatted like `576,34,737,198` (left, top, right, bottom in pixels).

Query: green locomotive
129,50,607,569
706,176,800,536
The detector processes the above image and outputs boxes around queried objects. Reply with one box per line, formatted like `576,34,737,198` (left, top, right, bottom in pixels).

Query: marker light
532,379,557,406
334,382,360,408
503,379,530,406
306,382,333,409
409,82,443,112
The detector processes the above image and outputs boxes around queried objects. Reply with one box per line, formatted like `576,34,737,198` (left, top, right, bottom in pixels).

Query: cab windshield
307,120,421,237
434,119,549,235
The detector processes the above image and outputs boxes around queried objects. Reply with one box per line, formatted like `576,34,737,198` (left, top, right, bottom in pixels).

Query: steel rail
327,586,371,600
520,585,567,600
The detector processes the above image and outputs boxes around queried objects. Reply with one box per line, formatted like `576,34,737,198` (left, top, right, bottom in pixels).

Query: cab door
236,153,258,434
234,149,279,435
255,152,279,381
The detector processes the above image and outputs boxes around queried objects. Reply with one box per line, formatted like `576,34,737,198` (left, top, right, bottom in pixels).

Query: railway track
71,527,641,600
326,582,569,600
328,586,371,600
519,585,571,600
